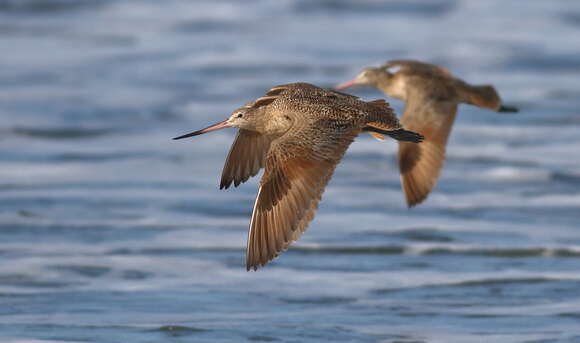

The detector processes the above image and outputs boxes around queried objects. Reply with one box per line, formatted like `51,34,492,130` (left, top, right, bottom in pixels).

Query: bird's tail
363,125,424,143
457,83,502,111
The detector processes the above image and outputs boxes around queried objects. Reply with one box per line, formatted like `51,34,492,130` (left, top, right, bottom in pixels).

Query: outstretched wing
398,90,457,207
220,129,272,189
246,122,358,270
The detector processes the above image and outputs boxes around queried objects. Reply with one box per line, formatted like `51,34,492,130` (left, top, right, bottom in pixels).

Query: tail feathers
364,126,424,143
387,129,424,143
460,83,519,113
498,105,519,113
459,84,502,111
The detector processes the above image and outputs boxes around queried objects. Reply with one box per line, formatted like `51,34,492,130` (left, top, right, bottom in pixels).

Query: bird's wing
246,122,358,270
220,129,272,189
398,90,458,207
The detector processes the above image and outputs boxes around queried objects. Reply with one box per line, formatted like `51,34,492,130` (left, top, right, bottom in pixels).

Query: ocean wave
290,245,580,258
0,0,106,13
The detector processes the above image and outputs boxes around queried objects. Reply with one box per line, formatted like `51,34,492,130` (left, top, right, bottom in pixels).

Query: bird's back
391,64,459,103
266,83,400,131
385,60,504,111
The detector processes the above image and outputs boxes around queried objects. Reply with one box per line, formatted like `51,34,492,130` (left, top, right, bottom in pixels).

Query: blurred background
1,1,580,342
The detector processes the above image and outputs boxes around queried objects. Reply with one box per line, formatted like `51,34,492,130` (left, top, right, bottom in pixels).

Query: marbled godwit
336,60,518,207
174,83,424,270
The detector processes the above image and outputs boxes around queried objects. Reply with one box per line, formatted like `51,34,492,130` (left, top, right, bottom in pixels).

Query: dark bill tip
173,119,231,140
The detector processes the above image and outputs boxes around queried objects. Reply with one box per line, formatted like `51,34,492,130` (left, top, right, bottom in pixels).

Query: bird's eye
236,113,243,118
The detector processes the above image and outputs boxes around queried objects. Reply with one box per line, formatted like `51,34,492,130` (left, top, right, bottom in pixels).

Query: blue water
1,1,580,342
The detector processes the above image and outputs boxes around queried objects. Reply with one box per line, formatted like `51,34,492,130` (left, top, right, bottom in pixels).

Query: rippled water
1,1,580,342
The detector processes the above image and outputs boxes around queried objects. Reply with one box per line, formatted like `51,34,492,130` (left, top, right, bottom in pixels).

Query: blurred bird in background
336,60,518,207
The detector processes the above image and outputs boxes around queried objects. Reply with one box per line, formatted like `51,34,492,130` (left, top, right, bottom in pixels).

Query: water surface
1,1,580,342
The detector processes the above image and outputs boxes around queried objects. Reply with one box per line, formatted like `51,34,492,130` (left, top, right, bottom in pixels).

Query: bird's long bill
173,119,231,140
334,80,357,90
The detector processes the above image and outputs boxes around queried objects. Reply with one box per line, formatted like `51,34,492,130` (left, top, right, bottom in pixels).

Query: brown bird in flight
174,82,423,270
336,60,518,207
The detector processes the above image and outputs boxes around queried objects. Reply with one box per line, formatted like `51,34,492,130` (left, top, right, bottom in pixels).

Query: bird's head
335,67,392,90
172,105,264,140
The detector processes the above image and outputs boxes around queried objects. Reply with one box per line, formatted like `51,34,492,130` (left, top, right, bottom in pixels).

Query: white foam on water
478,167,552,182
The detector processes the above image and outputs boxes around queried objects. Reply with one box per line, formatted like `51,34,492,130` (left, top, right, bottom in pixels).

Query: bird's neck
376,75,406,100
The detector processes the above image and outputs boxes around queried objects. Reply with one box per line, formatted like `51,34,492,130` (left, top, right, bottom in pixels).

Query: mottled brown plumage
174,83,423,270
336,60,518,207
